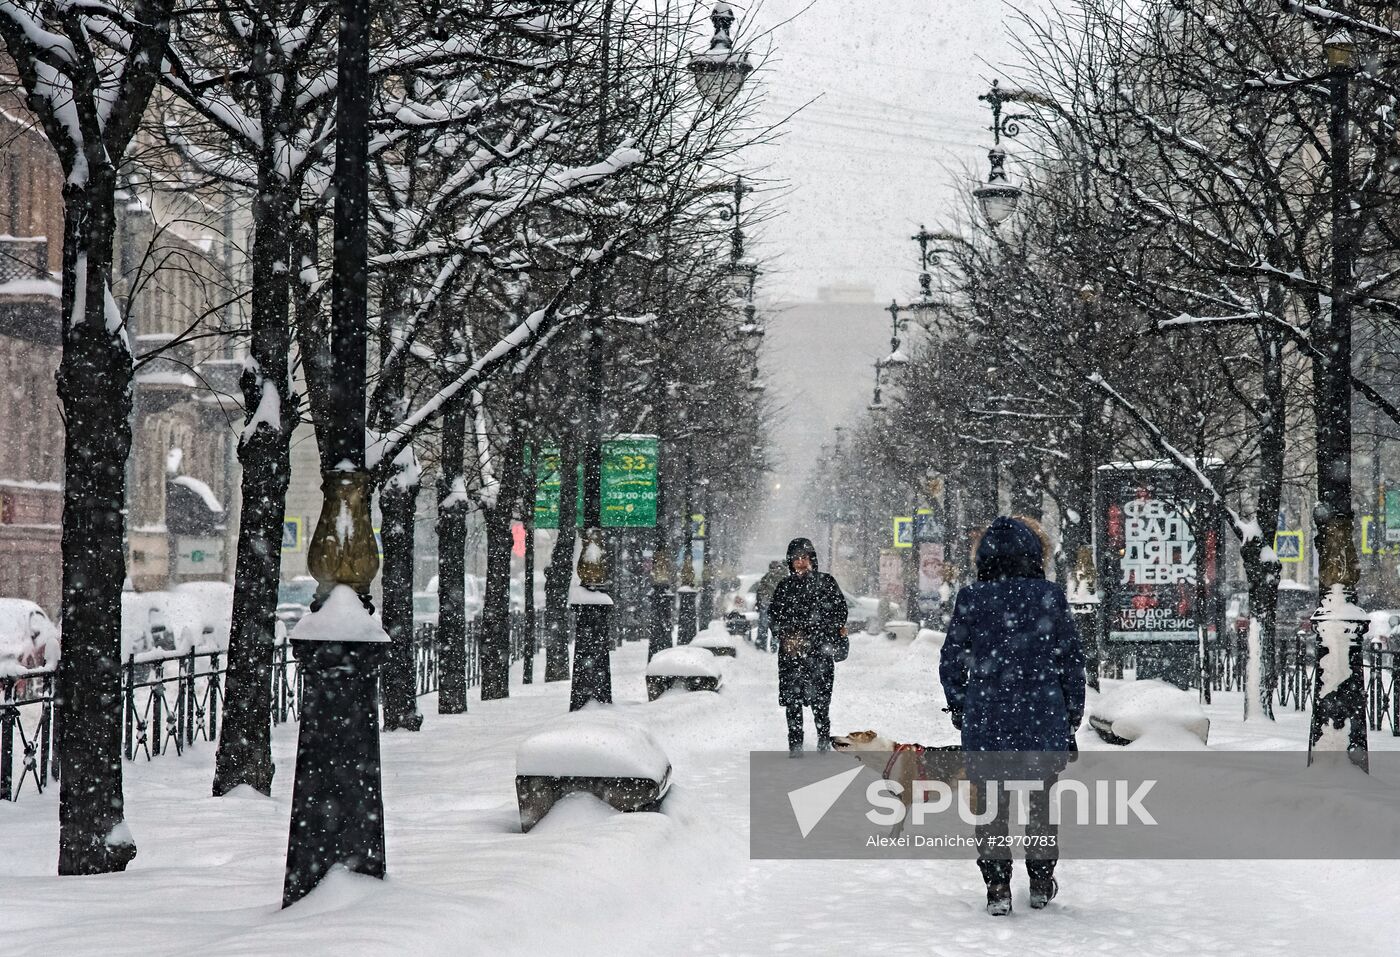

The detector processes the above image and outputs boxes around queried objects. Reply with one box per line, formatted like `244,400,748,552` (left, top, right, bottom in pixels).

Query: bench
691,631,737,657
515,721,673,832
645,646,724,700
1088,678,1210,747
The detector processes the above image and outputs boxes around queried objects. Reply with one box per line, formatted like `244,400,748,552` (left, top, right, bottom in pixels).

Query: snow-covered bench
645,646,723,700
514,721,673,833
883,619,920,642
1088,679,1211,747
691,631,737,657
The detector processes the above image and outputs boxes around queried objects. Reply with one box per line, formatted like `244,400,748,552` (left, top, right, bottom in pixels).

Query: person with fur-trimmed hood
939,515,1085,917
768,537,849,756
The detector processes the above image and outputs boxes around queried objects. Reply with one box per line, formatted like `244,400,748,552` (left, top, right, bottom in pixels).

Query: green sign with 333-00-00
534,435,658,529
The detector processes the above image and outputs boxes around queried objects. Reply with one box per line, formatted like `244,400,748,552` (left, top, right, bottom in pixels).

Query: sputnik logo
787,766,862,838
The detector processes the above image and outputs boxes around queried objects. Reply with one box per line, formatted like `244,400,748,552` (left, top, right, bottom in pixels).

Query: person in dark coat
754,559,788,652
768,537,848,756
938,516,1085,916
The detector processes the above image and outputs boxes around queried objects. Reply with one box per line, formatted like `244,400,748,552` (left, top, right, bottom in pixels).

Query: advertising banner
534,436,658,529
917,543,945,597
1095,462,1223,644
878,550,903,599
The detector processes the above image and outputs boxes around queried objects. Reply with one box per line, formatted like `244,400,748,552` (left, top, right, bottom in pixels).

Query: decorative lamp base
283,639,388,907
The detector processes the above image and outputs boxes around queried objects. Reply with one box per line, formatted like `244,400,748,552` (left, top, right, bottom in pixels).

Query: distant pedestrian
938,516,1085,916
725,595,751,639
769,537,848,756
754,559,788,651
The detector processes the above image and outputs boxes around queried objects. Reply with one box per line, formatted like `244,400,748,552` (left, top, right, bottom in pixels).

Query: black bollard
283,638,388,907
569,603,614,710
677,588,698,644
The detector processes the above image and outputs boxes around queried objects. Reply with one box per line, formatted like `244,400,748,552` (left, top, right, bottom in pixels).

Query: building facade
0,101,66,614
1,84,244,605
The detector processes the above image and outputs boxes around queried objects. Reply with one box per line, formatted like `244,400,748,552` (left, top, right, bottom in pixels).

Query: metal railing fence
2,613,547,801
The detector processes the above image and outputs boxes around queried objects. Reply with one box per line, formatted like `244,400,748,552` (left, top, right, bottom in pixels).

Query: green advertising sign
533,436,658,529
1387,490,1400,544
533,447,564,529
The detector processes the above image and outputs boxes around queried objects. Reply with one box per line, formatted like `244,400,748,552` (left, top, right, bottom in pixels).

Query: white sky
734,0,1049,303
726,0,1054,564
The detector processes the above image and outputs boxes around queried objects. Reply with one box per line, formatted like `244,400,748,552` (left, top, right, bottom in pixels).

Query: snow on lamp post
282,0,389,907
688,3,753,109
1309,27,1369,770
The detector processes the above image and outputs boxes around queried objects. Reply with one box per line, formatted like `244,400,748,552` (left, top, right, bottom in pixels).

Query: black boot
786,703,804,756
986,883,1012,917
1029,878,1058,909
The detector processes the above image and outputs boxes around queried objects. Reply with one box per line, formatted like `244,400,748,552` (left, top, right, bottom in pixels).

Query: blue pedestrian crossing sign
893,516,913,549
1273,530,1303,564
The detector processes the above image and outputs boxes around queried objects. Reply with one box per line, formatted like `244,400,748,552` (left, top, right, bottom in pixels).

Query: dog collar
883,742,923,781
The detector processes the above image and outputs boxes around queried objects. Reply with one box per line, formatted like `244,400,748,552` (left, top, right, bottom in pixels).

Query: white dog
830,730,963,838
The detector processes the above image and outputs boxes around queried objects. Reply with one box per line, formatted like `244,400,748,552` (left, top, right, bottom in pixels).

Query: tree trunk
214,173,295,796
480,504,514,700
381,474,423,730
1008,455,1044,520
543,437,578,681
437,399,471,713
372,261,423,731
648,433,674,660
56,175,138,875
1247,322,1287,720
481,431,525,700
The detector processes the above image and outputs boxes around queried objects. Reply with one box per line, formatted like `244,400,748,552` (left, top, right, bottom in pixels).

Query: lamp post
688,3,752,109
697,475,716,624
677,436,698,644
571,0,619,712
635,2,751,652
974,80,1027,227
1070,283,1103,690
1308,29,1368,768
282,0,387,908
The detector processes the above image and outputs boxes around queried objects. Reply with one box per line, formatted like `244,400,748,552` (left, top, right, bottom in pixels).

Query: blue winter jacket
938,517,1086,753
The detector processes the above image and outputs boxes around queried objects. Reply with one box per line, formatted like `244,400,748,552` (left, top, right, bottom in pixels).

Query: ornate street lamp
1323,28,1356,68
868,361,886,413
883,299,910,369
688,3,753,109
973,80,1026,227
282,0,387,908
1308,24,1368,768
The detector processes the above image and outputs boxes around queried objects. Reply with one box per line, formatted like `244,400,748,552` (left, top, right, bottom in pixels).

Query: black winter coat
770,568,847,706
939,517,1086,754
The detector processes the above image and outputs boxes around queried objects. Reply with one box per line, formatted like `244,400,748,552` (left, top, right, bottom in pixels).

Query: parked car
412,591,440,627
1276,582,1319,645
276,602,310,630
418,574,484,624
1367,610,1400,653
845,595,880,634
1223,583,1318,646
120,582,236,665
0,599,60,693
278,576,318,608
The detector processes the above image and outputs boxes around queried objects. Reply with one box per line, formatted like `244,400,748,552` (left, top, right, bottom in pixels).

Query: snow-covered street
3,629,1397,956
